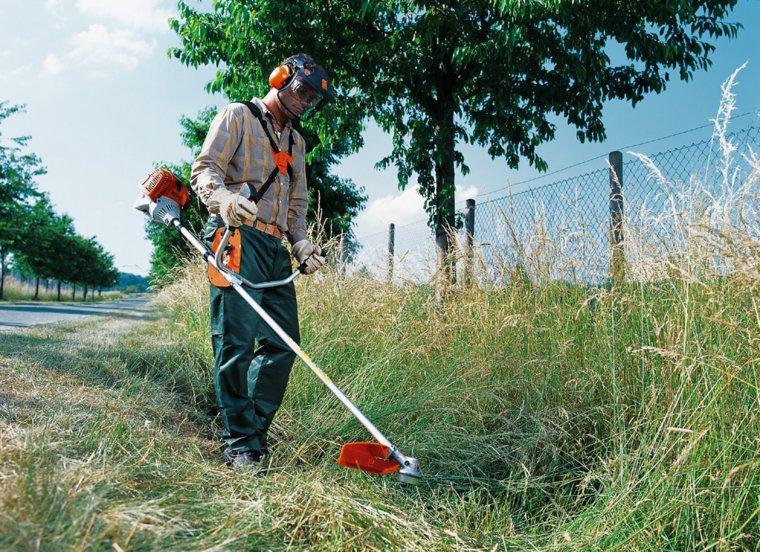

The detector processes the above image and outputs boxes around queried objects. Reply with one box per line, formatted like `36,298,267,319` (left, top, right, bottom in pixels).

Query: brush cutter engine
140,168,190,208
134,168,422,485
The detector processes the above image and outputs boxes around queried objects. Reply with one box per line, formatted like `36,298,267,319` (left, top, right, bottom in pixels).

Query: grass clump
150,246,756,549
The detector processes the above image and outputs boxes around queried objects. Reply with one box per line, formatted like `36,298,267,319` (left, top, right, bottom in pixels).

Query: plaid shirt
190,97,308,244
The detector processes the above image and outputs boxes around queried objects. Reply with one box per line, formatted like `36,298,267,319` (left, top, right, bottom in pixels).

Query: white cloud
41,53,66,77
53,1,174,77
354,183,479,238
44,0,62,14
75,0,174,33
69,24,156,77
44,0,67,27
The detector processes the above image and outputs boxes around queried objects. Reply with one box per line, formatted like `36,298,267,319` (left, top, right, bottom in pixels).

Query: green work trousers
204,220,300,455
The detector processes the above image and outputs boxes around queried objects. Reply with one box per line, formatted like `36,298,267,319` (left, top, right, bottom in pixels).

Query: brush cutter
134,169,421,485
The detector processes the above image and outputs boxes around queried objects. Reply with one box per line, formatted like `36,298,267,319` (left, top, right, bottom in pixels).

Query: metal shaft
173,219,396,451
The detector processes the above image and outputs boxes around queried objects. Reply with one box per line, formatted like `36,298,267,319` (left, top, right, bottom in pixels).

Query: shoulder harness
235,101,295,203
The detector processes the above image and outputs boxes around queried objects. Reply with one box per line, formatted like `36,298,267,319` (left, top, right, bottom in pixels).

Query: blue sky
1,0,758,275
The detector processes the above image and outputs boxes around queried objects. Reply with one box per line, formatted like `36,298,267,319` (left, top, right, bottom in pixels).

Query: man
191,53,333,469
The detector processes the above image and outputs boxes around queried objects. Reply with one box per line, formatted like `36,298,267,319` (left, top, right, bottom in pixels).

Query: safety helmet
269,53,334,119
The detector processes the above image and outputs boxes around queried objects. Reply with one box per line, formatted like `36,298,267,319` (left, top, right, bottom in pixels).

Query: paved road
0,295,153,331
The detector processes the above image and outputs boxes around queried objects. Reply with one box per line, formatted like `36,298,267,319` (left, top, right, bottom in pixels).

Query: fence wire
350,124,760,285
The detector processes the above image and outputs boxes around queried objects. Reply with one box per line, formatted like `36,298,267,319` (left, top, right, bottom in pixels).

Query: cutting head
396,456,422,485
338,442,399,475
338,442,422,485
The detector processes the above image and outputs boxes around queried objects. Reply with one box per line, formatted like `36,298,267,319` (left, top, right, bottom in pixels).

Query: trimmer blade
396,456,421,485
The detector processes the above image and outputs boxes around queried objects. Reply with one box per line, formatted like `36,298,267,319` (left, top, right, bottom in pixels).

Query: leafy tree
81,240,118,300
12,195,61,299
46,217,78,301
0,102,45,299
63,235,115,301
115,272,150,293
170,0,740,284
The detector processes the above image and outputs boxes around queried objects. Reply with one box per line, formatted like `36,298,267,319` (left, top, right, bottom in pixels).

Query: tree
78,239,118,300
170,0,740,285
13,195,63,299
0,102,45,299
64,235,107,301
46,217,78,301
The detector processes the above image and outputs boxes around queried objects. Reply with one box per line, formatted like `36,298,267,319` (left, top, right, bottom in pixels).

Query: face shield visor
277,63,335,120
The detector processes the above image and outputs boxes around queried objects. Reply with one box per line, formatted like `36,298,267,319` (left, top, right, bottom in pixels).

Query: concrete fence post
609,150,625,286
387,223,395,284
464,199,476,285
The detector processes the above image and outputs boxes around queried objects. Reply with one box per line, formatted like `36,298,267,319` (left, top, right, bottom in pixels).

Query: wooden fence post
336,234,346,278
609,150,625,286
387,223,395,283
464,199,476,285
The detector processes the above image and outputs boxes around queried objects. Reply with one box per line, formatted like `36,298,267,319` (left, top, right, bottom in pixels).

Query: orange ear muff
268,65,292,89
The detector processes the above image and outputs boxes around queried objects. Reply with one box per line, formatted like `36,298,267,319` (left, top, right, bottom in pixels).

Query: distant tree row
0,101,118,301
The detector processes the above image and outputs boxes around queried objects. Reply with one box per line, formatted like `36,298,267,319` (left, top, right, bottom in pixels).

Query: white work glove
207,188,258,227
292,240,326,275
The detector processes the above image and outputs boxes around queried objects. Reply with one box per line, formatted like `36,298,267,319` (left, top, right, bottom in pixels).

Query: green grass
1,257,756,550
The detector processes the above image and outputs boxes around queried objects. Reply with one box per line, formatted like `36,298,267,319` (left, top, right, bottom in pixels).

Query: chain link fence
348,123,760,285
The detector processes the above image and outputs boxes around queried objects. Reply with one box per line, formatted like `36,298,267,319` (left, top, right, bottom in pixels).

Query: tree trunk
98,289,102,297
0,248,5,301
433,105,457,299
44,279,50,292
57,280,61,301
83,285,88,301
34,277,40,300
71,284,76,301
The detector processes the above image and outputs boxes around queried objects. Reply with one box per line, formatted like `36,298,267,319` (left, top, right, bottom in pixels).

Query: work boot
222,448,264,471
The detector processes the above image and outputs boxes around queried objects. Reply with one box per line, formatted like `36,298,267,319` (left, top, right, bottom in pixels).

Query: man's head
267,53,334,121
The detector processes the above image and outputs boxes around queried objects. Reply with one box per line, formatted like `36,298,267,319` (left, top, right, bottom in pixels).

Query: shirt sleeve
286,131,309,245
190,104,244,206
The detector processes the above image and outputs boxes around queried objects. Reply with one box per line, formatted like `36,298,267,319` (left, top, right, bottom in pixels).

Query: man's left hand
292,240,326,275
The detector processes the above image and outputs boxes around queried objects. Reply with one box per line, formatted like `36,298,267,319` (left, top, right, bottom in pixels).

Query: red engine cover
140,168,190,207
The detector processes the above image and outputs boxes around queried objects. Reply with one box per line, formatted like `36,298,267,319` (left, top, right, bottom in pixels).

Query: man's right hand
207,188,258,227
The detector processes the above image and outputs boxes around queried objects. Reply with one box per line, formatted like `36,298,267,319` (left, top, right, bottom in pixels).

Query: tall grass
1,75,756,550
0,276,123,302
152,73,758,549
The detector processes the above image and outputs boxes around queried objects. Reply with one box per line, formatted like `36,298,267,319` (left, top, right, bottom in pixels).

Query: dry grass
1,276,123,302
